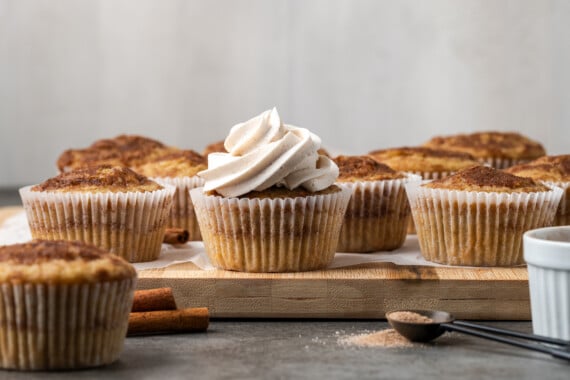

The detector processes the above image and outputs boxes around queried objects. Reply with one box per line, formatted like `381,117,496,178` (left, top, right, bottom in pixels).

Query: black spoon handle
453,320,570,347
441,323,570,361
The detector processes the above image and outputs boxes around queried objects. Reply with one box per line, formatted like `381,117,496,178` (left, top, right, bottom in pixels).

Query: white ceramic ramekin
523,226,570,340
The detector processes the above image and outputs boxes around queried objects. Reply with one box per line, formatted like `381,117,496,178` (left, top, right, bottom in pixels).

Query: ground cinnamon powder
388,311,434,324
339,329,415,348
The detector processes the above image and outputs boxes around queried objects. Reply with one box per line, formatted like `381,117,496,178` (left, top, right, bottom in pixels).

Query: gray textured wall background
1,0,569,186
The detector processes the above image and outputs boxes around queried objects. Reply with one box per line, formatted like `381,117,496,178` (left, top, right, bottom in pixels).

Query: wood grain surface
0,207,530,320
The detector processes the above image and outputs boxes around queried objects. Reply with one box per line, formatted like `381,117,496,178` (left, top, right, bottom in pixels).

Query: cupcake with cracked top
423,131,545,169
19,165,175,262
134,150,207,240
406,166,562,266
334,155,421,252
505,155,570,226
0,240,136,370
368,146,481,180
57,134,178,172
191,108,351,272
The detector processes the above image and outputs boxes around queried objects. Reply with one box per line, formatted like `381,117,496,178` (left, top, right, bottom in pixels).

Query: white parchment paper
0,211,446,271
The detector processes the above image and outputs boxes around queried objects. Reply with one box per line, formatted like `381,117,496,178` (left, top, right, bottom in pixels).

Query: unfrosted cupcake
406,166,562,266
191,107,351,272
57,134,178,172
0,240,136,370
368,146,480,180
368,146,481,234
134,150,207,240
334,155,421,252
20,166,175,262
505,155,570,226
423,131,545,169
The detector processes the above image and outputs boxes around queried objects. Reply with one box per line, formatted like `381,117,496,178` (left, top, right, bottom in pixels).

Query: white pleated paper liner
480,157,531,170
0,278,135,370
190,186,352,272
542,181,570,226
405,182,563,266
337,174,421,252
152,176,205,241
19,185,176,263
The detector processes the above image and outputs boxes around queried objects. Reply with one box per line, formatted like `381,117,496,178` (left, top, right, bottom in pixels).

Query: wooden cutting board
1,207,530,320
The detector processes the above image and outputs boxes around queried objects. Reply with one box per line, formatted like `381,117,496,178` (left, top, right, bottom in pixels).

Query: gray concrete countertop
2,320,568,380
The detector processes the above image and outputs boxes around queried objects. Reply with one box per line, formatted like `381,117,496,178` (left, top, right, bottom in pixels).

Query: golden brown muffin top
424,165,549,193
32,165,163,193
203,140,227,156
504,155,570,182
0,240,136,283
57,134,179,171
334,155,405,182
368,146,480,173
133,150,207,178
208,184,341,199
423,132,546,160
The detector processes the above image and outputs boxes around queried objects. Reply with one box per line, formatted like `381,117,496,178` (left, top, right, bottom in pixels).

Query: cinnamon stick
127,308,209,335
132,288,177,312
163,228,189,244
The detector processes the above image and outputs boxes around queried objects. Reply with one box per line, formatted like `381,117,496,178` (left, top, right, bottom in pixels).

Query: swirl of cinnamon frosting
199,108,339,197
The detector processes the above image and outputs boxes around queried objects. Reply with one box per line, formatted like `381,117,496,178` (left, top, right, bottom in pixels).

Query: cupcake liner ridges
152,176,205,240
19,186,175,262
190,186,351,272
481,157,528,170
406,183,563,266
0,278,135,370
543,181,570,226
337,175,421,252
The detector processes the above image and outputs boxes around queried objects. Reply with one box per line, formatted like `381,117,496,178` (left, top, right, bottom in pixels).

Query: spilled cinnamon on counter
339,329,415,348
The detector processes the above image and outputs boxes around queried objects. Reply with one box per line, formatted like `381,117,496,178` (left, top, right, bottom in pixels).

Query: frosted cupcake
505,155,570,226
423,131,545,169
20,166,175,262
134,150,207,240
334,155,421,252
191,108,351,272
406,166,563,266
0,240,136,370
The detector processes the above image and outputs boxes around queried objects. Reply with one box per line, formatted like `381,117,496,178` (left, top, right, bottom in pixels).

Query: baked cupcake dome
57,134,178,172
505,155,570,226
334,155,420,252
368,146,480,180
406,166,563,266
133,150,207,241
20,166,175,263
0,240,136,370
423,131,546,169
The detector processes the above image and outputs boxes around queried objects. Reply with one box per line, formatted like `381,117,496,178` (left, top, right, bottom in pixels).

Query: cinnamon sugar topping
334,155,405,182
424,132,545,160
32,165,163,193
505,155,570,182
424,166,549,193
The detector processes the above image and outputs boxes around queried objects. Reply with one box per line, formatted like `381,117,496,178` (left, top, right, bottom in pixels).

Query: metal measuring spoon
386,309,570,361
